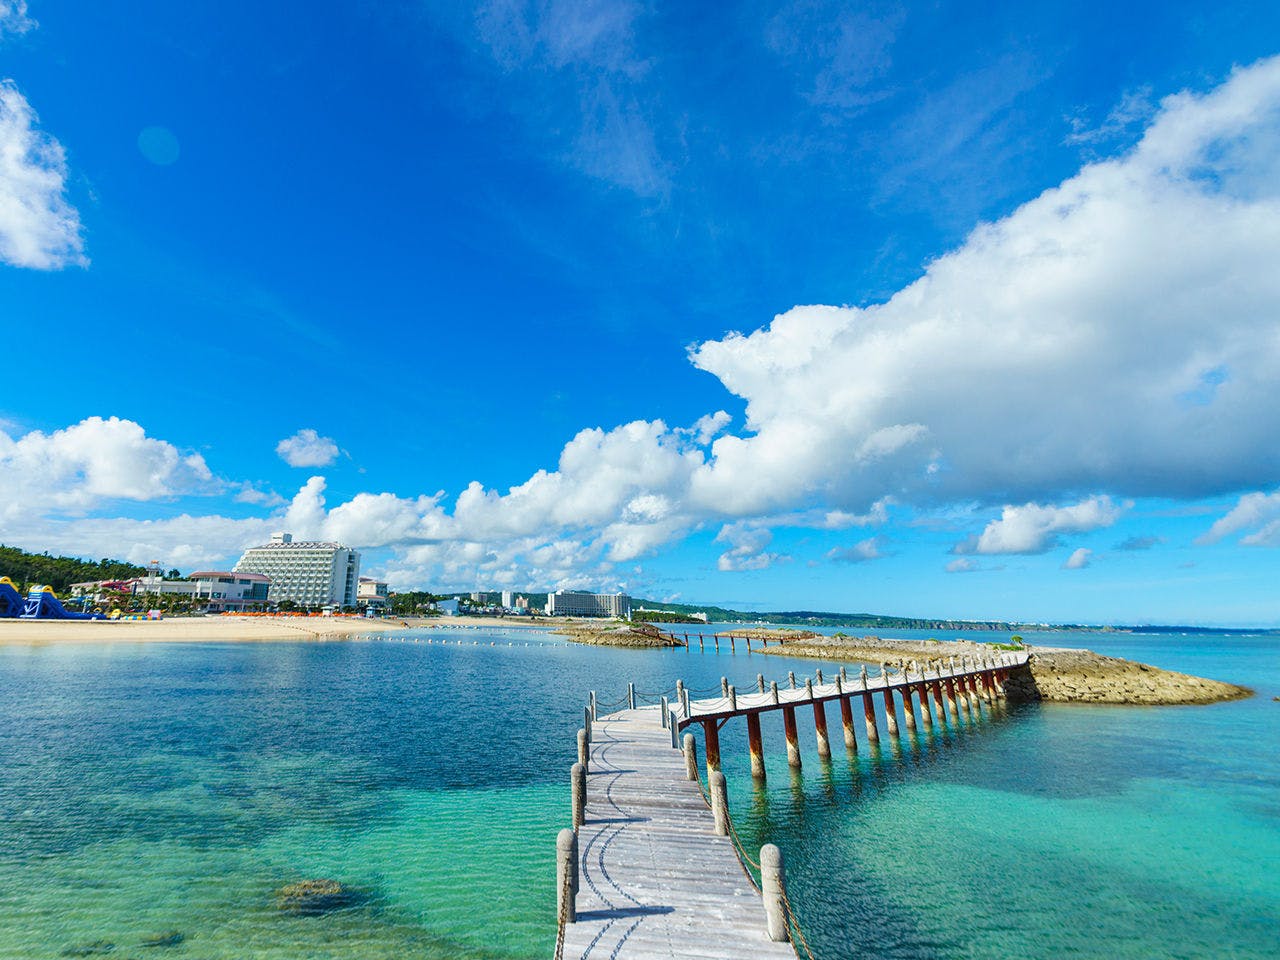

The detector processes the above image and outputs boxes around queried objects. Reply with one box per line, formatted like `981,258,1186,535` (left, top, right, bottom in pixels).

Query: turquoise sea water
0,626,1276,959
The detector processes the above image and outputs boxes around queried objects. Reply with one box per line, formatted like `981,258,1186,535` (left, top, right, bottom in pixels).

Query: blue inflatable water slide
0,577,104,620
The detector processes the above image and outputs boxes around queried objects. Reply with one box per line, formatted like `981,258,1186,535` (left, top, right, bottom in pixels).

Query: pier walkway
559,707,798,960
557,652,1029,959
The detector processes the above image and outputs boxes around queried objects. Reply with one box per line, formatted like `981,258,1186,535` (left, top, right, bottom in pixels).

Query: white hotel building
545,590,632,619
234,532,361,609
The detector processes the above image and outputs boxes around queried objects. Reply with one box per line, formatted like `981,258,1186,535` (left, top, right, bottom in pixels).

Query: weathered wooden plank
559,708,798,960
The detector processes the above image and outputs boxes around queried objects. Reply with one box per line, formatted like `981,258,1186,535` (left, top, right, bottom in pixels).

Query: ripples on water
0,628,1276,959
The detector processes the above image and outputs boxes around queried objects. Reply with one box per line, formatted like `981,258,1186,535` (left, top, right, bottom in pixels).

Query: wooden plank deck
559,707,798,960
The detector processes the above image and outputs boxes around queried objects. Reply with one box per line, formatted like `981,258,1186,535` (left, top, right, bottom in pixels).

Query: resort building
545,589,632,619
357,576,390,613
233,532,361,609
70,572,271,612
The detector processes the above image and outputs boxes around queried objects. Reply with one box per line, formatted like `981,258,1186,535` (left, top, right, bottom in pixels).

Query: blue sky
2,0,1279,625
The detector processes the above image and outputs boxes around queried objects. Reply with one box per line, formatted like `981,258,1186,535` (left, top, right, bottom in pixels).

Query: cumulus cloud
688,57,1280,515
0,81,86,269
827,536,885,564
715,522,788,572
1197,490,1280,547
275,428,339,467
945,558,977,574
0,416,213,519
1063,547,1092,570
954,496,1122,555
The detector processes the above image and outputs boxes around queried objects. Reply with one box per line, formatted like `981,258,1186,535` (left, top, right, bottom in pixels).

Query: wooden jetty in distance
555,652,1028,959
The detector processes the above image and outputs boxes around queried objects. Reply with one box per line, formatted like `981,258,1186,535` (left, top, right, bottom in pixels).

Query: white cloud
955,497,1123,555
1197,489,1280,547
687,57,1280,514
0,2,34,37
275,428,339,467
945,558,977,574
827,536,884,564
1063,547,1092,570
0,416,213,518
715,522,787,572
0,81,85,269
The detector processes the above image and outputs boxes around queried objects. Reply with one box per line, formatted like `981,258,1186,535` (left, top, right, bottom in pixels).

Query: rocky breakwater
1007,648,1252,705
759,635,1250,706
556,622,686,648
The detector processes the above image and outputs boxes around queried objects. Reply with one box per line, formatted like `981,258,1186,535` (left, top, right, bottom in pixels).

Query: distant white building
501,590,514,608
357,577,390,613
234,532,360,608
73,572,271,612
545,590,631,619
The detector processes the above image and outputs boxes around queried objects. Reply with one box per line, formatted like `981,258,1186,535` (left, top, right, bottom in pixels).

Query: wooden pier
556,653,1028,959
558,707,799,960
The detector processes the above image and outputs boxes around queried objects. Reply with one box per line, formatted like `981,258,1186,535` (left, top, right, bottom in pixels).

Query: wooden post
916,679,933,728
670,710,679,748
571,762,586,829
730,636,736,653
805,677,815,700
788,670,797,689
728,684,737,712
815,668,824,684
860,666,879,743
584,706,593,741
783,705,802,768
627,682,636,710
930,672,947,721
839,695,857,753
881,665,900,738
757,673,766,694
761,844,789,943
699,635,704,651
682,686,691,717
703,719,721,774
557,828,578,923
840,666,849,683
675,679,684,712
813,699,832,759
944,675,960,719
589,690,597,720
901,680,918,732
577,728,590,773
683,732,698,780
660,696,669,728
771,680,780,705
721,676,729,698
714,636,720,652
747,712,765,780
709,770,730,836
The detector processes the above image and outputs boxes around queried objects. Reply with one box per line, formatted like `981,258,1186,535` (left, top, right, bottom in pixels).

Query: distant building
545,590,631,619
501,590,514,608
72,572,270,612
234,532,360,608
470,591,483,602
357,577,390,613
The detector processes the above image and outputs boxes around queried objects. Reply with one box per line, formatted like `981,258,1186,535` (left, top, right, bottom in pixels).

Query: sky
2,1,1280,626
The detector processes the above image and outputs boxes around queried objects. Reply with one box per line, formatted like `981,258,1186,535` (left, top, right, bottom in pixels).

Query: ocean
0,625,1275,958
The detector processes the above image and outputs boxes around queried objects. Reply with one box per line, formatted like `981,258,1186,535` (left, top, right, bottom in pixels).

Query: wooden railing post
627,682,636,710
747,712,765,780
683,732,698,780
557,828,578,923
709,770,730,836
571,762,586,828
577,728,590,773
761,844,789,943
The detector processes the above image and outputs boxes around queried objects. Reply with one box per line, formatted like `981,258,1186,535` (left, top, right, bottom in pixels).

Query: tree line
0,545,148,594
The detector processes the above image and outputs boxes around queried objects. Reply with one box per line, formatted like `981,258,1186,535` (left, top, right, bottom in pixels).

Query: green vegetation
387,591,445,616
0,544,146,593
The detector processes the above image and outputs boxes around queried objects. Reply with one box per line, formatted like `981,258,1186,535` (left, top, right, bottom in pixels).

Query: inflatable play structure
0,578,105,620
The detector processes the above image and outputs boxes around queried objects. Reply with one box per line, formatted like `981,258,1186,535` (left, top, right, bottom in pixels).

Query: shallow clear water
0,625,1275,959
